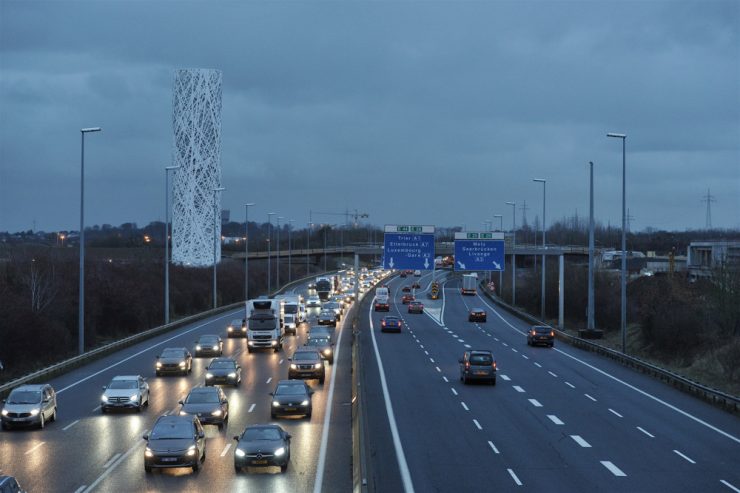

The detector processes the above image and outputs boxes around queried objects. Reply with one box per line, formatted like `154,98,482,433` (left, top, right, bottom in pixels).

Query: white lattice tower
171,69,223,267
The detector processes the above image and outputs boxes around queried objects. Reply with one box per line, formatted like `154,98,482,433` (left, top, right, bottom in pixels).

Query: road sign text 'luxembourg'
383,225,435,270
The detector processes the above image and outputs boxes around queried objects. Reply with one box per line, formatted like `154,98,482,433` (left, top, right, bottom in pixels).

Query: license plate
252,459,268,465
475,371,487,375
161,457,177,462
286,407,296,411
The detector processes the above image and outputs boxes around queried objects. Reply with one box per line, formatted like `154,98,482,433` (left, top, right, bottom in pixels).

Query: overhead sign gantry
383,225,435,270
454,232,505,271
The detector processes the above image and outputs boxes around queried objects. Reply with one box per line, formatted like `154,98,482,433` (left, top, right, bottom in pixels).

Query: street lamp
323,224,328,271
306,220,313,277
587,161,596,331
267,212,276,294
607,132,627,352
244,203,256,310
506,201,516,305
212,187,225,309
276,216,284,289
164,164,180,324
288,219,295,283
78,126,101,355
533,178,547,320
493,214,503,231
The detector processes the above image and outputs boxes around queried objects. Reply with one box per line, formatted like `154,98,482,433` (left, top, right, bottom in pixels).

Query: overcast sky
1,0,738,234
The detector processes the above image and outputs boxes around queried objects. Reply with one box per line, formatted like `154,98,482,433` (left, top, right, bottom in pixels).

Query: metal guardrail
0,270,334,398
479,282,740,415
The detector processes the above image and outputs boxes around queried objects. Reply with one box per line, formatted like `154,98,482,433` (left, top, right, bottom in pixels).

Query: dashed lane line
584,393,597,402
565,382,575,389
609,409,623,418
522,355,529,360
473,419,482,430
528,399,543,408
570,435,591,447
25,442,45,455
548,371,558,377
103,453,121,468
488,441,500,454
600,461,627,477
673,450,696,464
63,419,80,431
513,386,525,393
248,403,256,413
442,376,449,383
500,375,511,381
266,377,272,384
534,362,542,368
81,429,147,493
637,426,655,438
435,367,441,372
220,443,232,457
547,415,564,425
461,402,469,411
464,344,471,349
507,468,523,486
720,480,740,492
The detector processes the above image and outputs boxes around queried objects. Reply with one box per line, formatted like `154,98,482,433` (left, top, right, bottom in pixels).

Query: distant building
687,241,740,280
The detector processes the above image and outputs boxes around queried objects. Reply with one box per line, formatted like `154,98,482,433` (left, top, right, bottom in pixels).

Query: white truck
461,273,478,295
281,295,305,335
374,286,390,311
246,298,285,352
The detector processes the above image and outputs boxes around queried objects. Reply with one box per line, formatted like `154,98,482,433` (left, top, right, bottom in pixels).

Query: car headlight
179,361,186,367
301,400,309,406
186,445,197,456
274,447,285,457
271,341,277,346
314,363,322,369
145,447,154,458
235,448,246,457
290,364,298,369
196,345,202,350
179,410,188,416
228,327,233,331
101,394,108,402
211,410,222,416
206,373,213,379
30,409,40,416
228,372,237,378
272,400,280,407
130,394,138,401
156,362,162,368
248,341,255,346
323,349,331,355
212,345,219,350
241,327,246,331
1,409,8,416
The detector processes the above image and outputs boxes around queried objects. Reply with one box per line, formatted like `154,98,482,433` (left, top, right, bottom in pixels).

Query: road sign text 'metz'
454,231,505,271
383,225,435,270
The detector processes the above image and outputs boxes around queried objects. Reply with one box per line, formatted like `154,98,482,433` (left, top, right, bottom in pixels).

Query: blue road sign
383,225,435,270
454,232,505,272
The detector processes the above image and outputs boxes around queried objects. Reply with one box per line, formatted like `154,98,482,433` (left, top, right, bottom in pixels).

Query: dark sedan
179,387,229,429
227,318,247,338
195,335,223,357
401,285,412,293
233,424,291,473
527,326,555,347
304,336,334,364
205,357,241,387
468,308,487,322
408,301,424,314
380,316,403,333
317,310,337,327
270,380,313,418
144,415,206,473
155,348,192,376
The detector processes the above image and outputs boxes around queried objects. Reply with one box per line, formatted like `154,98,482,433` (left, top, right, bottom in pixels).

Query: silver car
1,384,57,430
101,375,150,413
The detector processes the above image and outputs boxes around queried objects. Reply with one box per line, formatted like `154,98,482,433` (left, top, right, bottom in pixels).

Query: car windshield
7,390,42,404
306,338,329,347
293,352,318,361
243,427,282,441
248,316,276,330
198,336,218,344
385,318,399,323
275,385,306,396
150,421,193,439
535,327,551,333
473,308,484,312
161,349,184,358
470,354,493,365
108,380,138,389
209,361,235,369
185,391,220,404
284,305,298,314
325,303,338,309
230,319,242,326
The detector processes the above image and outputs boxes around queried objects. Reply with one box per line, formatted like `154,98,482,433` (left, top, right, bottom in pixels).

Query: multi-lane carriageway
1,272,740,492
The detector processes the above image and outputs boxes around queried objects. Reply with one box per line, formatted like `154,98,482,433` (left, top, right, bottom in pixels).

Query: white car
306,295,321,308
101,375,150,413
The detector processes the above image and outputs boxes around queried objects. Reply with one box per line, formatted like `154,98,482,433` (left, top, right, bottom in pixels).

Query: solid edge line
366,299,415,493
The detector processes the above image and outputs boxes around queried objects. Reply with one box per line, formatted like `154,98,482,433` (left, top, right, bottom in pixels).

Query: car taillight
465,362,470,369
492,362,497,369
550,331,555,337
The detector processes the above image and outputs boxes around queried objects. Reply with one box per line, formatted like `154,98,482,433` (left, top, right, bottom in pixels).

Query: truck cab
246,299,285,353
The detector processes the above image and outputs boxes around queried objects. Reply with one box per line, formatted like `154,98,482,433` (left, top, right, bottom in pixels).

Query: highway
0,280,353,493
358,272,740,492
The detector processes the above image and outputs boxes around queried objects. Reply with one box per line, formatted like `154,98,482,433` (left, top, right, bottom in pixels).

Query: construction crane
310,208,369,227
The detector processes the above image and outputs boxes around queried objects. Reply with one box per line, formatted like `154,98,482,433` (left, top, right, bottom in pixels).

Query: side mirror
143,434,149,441
331,343,335,346
286,433,292,440
198,431,205,439
43,397,50,403
221,399,228,404
269,392,274,396
309,390,315,395
102,385,107,390
233,435,240,441
287,358,292,362
205,366,209,370
178,400,184,405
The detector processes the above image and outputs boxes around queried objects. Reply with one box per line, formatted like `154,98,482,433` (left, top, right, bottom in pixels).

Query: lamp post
164,165,180,324
506,201,516,305
306,221,313,277
533,178,547,320
288,219,295,283
607,132,627,352
587,162,596,331
267,212,276,295
78,126,101,355
276,216,284,289
323,224,328,271
212,187,225,309
244,203,256,311
493,214,503,291
493,214,503,231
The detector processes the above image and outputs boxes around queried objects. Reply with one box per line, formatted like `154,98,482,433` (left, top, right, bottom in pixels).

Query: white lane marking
500,375,511,381
609,408,623,418
522,355,529,359
502,342,509,347
458,339,465,343
424,350,429,356
279,359,284,364
534,362,542,368
486,333,491,337
547,415,564,425
420,345,424,349
429,358,435,363
637,426,655,438
266,377,272,384
473,419,482,430
57,311,237,394
220,443,232,457
82,430,147,493
488,441,500,454
584,393,597,402
513,385,525,393
435,366,441,372
673,450,696,464
512,348,518,353
528,399,543,407
363,304,415,493
720,480,740,492
25,442,45,455
548,371,558,377
565,382,575,389
494,337,499,341
442,376,449,383
103,453,121,468
74,487,86,493
570,435,591,447
601,461,626,476
451,388,458,396
461,402,469,411
63,419,80,431
464,344,471,348
92,405,101,412
507,468,523,486
314,298,352,493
